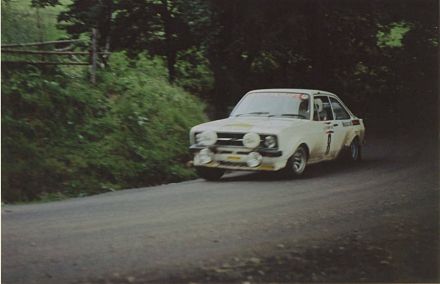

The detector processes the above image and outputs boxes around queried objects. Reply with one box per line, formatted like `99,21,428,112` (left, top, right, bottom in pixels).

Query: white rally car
189,89,365,180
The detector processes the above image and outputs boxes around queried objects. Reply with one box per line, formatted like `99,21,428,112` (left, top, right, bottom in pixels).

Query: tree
111,0,195,83
32,0,204,83
33,0,438,124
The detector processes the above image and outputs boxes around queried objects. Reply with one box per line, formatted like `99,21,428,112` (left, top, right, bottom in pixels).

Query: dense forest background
2,0,438,202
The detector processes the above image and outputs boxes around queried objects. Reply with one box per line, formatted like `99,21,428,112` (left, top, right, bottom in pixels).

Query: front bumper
189,145,285,171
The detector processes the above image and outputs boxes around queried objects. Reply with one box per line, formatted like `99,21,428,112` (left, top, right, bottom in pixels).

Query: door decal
324,121,334,155
325,132,332,155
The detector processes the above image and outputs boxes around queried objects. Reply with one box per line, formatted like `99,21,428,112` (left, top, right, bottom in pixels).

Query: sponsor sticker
259,164,275,170
227,155,241,161
270,93,309,100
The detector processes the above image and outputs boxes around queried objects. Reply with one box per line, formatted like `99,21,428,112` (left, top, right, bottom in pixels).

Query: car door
313,95,333,162
328,96,352,157
313,96,335,160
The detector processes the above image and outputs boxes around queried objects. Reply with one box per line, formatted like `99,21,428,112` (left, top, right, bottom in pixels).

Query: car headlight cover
196,131,217,146
197,148,214,164
243,132,260,148
264,135,277,148
247,152,263,167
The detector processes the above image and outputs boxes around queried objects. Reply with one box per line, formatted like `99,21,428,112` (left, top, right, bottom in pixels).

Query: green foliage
2,0,39,44
175,48,214,96
1,0,68,44
2,53,207,202
377,22,412,48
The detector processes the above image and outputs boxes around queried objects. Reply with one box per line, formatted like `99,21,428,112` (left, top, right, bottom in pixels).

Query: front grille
194,132,277,149
216,132,246,146
217,150,233,154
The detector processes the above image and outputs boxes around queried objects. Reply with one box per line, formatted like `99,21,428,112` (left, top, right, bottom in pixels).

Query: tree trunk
160,0,177,84
309,0,324,87
166,51,176,83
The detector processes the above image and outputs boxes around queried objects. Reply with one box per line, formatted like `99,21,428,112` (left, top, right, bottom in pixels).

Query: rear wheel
348,138,362,162
195,167,225,181
280,145,308,177
340,137,362,162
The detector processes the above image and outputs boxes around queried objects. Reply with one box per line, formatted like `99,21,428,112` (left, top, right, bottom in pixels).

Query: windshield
231,92,311,119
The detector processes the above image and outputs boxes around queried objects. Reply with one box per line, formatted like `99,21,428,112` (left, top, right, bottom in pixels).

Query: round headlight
197,148,214,164
264,135,277,148
196,131,217,146
243,132,260,148
247,152,263,167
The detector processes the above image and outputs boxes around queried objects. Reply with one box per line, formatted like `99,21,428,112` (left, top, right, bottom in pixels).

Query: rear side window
329,97,350,120
314,96,334,121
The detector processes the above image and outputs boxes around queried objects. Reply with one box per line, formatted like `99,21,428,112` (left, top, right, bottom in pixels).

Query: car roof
247,88,334,96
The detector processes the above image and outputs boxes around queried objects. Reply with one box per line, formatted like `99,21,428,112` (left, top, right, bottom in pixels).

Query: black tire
345,137,362,162
195,167,225,181
280,145,308,178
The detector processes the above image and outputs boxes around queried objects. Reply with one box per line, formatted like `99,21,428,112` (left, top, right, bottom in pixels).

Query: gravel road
2,132,438,283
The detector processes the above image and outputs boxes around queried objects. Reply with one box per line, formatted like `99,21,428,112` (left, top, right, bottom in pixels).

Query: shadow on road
219,157,387,183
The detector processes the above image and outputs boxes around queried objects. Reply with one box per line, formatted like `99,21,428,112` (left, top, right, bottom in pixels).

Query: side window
329,97,350,120
313,96,334,121
298,99,310,120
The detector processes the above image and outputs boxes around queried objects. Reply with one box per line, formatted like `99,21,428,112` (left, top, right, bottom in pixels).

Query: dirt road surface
2,133,438,283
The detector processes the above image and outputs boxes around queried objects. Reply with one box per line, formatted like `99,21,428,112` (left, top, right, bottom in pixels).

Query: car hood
192,117,308,134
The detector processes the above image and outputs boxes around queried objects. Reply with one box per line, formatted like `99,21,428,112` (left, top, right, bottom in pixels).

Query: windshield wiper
269,113,307,119
235,112,270,117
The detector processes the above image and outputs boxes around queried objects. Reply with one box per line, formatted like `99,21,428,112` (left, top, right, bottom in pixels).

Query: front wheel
280,145,308,177
195,167,225,181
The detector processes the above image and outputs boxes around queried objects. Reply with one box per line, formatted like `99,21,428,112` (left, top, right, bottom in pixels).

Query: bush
2,53,207,202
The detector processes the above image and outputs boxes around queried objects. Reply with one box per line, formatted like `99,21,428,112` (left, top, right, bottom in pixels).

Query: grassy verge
2,52,207,203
